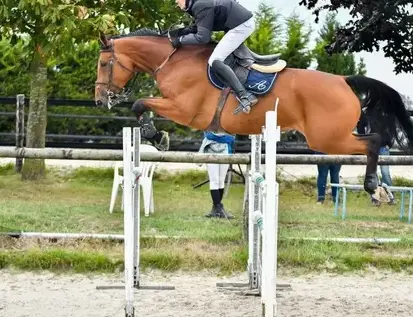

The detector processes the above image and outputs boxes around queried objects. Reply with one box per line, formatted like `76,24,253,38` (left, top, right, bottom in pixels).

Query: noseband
95,39,138,109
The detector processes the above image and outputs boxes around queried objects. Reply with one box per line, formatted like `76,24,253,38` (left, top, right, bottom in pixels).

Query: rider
172,0,258,112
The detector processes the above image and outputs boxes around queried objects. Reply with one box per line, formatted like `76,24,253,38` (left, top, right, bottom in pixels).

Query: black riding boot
205,190,222,218
216,203,234,219
211,60,258,113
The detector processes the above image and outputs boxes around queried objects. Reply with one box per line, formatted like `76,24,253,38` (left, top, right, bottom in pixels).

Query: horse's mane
109,28,167,40
102,27,218,50
100,28,167,49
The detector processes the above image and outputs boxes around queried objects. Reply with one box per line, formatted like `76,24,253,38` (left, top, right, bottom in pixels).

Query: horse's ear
99,31,109,48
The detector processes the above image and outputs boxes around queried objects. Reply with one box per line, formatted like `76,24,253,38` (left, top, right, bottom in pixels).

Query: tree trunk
21,51,48,180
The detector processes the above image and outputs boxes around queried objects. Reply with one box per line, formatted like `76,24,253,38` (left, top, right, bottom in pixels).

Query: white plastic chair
109,144,159,217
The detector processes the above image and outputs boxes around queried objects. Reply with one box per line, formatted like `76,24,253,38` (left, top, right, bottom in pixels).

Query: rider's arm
179,6,214,45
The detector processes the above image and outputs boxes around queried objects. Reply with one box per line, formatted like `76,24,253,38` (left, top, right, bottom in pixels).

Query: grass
2,162,413,275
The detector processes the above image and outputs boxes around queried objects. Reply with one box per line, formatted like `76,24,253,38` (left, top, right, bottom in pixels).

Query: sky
237,0,413,100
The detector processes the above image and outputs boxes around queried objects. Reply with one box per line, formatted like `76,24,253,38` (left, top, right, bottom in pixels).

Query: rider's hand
171,37,182,49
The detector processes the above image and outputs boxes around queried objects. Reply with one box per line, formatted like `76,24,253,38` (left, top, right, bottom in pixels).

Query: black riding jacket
180,0,253,45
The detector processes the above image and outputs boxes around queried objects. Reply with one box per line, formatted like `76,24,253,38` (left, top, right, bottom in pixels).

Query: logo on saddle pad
248,80,268,91
207,67,279,96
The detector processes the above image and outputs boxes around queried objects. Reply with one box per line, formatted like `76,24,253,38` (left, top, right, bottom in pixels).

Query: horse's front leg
131,98,170,151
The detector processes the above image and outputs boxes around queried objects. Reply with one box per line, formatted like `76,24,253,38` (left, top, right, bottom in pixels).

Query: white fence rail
2,146,413,165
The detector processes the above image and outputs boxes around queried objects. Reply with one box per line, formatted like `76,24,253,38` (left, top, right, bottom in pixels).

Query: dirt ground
1,269,413,317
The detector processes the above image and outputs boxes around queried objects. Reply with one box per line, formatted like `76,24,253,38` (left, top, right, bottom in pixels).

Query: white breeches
208,17,256,66
207,163,230,190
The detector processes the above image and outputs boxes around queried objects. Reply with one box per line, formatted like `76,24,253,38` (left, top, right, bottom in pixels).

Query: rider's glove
171,37,183,49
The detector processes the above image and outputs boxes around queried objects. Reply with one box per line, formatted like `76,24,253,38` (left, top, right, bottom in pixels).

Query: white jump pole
248,133,262,290
97,127,174,317
132,127,140,289
123,127,135,317
261,102,280,317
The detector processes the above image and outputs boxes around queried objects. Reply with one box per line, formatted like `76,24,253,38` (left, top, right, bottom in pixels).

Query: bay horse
94,28,413,198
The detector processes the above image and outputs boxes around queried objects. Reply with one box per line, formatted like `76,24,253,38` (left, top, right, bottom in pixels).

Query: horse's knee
131,99,148,118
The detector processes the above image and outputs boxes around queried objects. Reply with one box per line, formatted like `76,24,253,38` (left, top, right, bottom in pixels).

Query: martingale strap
206,87,231,133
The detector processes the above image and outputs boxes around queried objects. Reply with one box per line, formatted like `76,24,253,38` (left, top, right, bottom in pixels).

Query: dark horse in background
94,28,413,200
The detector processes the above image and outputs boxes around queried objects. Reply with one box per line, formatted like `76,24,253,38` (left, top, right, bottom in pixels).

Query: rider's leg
208,17,258,110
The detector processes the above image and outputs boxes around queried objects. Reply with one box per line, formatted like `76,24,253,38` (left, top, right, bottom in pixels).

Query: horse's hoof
371,186,391,203
154,131,170,151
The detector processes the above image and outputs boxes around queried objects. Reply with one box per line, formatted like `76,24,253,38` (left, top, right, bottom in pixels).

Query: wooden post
15,94,25,172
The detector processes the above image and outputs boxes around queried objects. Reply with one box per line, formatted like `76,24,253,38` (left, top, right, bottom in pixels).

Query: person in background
357,114,396,205
314,151,341,204
199,131,235,219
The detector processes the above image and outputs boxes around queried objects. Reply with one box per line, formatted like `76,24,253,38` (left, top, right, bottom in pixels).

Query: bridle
95,39,138,109
95,29,179,109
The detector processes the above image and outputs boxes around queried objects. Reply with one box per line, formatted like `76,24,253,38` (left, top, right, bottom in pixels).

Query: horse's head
95,32,137,109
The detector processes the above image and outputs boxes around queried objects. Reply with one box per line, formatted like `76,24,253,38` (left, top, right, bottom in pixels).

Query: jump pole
248,132,262,291
96,127,175,317
261,105,280,316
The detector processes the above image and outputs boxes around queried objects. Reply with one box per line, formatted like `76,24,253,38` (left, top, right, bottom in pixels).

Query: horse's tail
345,75,413,153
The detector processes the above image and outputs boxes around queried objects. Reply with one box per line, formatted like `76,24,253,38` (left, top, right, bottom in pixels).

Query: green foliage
48,41,100,99
279,13,312,69
313,13,366,76
356,58,367,76
0,38,31,96
299,0,413,74
0,0,184,142
246,3,282,54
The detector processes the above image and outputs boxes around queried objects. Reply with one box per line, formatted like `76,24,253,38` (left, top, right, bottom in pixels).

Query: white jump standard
96,127,175,317
217,102,286,317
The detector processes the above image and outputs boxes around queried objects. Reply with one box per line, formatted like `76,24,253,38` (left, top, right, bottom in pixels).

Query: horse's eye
100,61,108,67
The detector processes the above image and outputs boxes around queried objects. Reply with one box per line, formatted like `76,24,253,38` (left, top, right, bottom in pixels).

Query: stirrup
233,93,258,115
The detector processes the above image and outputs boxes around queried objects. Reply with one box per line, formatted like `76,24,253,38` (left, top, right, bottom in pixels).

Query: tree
0,0,182,180
0,1,114,180
279,13,313,69
246,3,282,54
402,95,413,110
313,13,367,76
299,0,413,74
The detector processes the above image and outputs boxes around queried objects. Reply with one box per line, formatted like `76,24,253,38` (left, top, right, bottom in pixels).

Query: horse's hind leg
312,133,381,195
356,134,382,194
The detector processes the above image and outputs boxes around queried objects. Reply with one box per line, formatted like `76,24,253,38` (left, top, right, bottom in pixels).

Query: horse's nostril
96,100,103,107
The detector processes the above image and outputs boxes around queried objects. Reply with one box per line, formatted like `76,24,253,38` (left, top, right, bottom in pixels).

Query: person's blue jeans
317,164,341,201
378,147,392,186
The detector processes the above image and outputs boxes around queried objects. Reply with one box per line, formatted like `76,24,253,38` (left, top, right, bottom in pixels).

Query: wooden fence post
15,94,25,172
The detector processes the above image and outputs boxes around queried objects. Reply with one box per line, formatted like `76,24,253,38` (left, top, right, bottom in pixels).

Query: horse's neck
119,37,172,74
120,37,212,75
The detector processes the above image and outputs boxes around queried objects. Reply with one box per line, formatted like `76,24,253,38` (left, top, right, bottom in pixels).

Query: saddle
206,44,287,131
207,43,287,96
